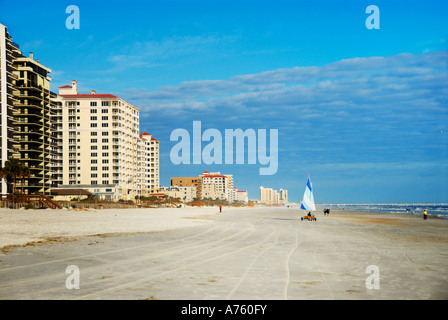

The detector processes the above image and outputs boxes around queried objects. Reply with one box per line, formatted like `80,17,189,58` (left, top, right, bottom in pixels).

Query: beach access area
0,206,447,300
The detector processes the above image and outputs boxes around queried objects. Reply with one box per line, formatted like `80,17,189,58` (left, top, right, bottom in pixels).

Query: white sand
0,206,222,248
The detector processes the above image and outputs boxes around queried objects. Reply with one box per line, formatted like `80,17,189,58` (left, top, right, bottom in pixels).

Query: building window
102,132,109,136
102,123,108,127
91,132,97,136
91,123,97,127
91,160,97,164
91,116,97,121
91,181,98,185
91,153,97,157
90,109,97,113
90,102,97,106
102,145,109,150
102,152,109,157
91,173,97,178
102,116,108,121
102,101,109,107
102,166,109,171
91,146,97,150
91,167,97,171
91,139,97,143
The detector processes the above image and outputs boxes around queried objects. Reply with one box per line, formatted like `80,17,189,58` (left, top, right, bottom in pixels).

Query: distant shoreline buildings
171,171,248,204
259,186,288,205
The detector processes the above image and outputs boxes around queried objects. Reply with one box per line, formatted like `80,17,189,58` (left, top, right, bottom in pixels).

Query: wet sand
0,207,447,300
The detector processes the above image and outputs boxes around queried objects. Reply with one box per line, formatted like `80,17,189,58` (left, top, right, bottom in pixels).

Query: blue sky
1,0,447,203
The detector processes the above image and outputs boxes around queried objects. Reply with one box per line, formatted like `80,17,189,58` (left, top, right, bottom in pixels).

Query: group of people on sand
323,208,330,216
406,208,428,220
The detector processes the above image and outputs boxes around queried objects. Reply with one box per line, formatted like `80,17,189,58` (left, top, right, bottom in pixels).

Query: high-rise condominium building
52,81,143,201
201,171,228,200
259,186,280,205
0,24,19,194
1,23,55,195
138,132,160,195
280,188,288,204
13,52,55,194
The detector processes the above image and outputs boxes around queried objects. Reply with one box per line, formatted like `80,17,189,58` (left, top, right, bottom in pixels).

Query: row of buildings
0,24,159,201
259,186,288,205
170,171,248,203
1,23,250,204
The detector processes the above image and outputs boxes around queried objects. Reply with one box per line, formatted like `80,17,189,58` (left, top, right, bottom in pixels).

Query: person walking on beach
219,206,222,213
423,209,427,220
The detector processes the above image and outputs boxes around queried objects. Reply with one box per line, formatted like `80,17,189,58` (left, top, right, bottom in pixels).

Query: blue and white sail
300,177,316,211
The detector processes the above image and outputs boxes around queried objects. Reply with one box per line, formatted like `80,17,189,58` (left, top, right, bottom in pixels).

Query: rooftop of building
139,132,159,142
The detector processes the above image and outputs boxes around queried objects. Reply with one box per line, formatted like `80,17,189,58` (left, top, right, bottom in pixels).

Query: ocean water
316,203,448,219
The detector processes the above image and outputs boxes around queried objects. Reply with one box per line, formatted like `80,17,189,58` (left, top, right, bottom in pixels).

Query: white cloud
120,51,448,157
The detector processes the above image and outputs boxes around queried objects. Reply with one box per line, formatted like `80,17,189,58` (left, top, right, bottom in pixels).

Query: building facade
159,186,196,203
236,190,249,203
1,23,56,195
259,186,279,205
0,24,20,194
171,176,202,200
279,188,288,204
259,186,288,205
172,171,248,203
201,171,228,200
138,132,160,196
52,81,142,201
12,52,55,194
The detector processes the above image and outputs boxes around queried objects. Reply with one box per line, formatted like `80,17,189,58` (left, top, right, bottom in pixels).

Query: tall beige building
138,132,160,196
201,171,228,200
259,186,280,205
279,188,288,204
52,81,142,201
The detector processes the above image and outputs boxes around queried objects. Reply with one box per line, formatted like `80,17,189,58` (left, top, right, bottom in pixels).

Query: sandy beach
0,206,217,249
1,206,447,300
